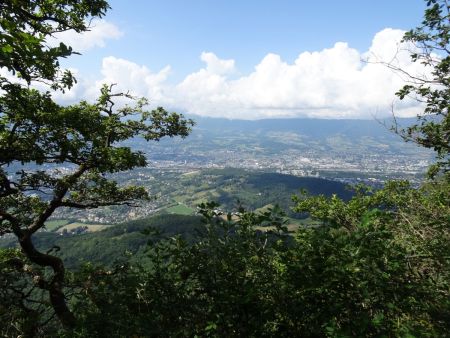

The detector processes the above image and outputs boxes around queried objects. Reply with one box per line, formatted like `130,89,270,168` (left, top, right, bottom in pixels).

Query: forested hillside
47,168,353,223
0,169,350,268
1,214,203,268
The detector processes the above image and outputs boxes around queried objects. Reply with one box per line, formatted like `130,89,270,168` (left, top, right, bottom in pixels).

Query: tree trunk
19,234,76,329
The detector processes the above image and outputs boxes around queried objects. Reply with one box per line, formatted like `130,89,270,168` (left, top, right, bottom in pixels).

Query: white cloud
48,19,123,53
200,52,235,75
79,56,171,105
54,28,430,119
167,28,427,119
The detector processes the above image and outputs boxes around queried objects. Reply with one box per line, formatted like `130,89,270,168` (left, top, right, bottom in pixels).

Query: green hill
0,169,353,268
1,214,203,269
45,168,353,223
161,168,353,218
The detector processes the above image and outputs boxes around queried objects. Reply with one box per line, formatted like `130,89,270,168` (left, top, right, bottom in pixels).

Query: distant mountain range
187,115,418,140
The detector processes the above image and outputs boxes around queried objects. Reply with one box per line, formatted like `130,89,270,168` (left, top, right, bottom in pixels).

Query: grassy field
254,204,274,213
44,219,70,231
181,170,200,176
57,222,111,233
165,203,195,215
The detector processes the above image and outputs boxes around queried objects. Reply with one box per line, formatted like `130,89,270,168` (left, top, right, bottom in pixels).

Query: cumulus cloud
200,52,235,75
166,28,426,119
85,56,171,102
55,28,429,119
48,19,123,53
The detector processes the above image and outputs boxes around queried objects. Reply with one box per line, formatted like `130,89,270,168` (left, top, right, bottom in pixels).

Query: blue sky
77,0,426,80
48,0,428,119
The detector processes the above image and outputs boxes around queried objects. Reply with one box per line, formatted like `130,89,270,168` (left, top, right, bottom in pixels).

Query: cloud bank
39,28,432,119
48,19,123,53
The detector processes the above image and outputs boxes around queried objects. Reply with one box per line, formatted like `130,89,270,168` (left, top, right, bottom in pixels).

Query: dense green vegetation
0,0,193,329
1,0,449,337
2,214,203,269
3,190,448,336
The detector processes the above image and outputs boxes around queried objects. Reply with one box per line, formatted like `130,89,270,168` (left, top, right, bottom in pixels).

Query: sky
43,1,430,119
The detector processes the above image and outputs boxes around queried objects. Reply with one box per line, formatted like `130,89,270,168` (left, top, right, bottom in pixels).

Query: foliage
1,180,448,336
394,0,450,174
0,0,193,330
284,2,450,334
59,203,292,337
0,248,61,336
18,195,446,337
292,178,450,336
0,214,204,269
0,0,109,88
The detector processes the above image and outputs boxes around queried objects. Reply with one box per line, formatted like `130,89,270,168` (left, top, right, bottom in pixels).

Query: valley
39,116,432,225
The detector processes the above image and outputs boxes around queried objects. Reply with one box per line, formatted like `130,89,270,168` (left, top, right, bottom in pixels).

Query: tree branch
27,165,88,235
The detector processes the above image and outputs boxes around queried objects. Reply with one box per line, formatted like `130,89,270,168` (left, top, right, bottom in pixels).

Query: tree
292,177,450,336
393,0,449,175
0,0,194,330
0,0,108,89
66,203,292,337
291,1,450,333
